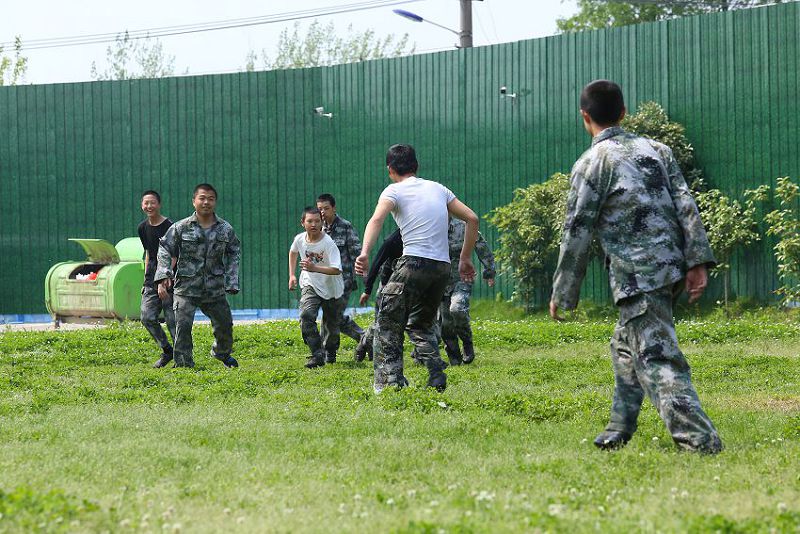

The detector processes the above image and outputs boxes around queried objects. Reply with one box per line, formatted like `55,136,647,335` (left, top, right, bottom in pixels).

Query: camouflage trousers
374,256,450,390
140,286,176,351
321,288,364,343
440,281,473,345
300,286,345,359
173,294,234,367
606,285,723,452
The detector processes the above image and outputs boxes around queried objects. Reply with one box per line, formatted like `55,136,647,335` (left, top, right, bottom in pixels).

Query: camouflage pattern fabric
444,218,496,296
140,286,176,351
439,281,472,344
552,126,715,309
172,294,234,367
154,213,241,299
322,215,365,342
299,285,344,359
607,285,722,452
373,256,450,391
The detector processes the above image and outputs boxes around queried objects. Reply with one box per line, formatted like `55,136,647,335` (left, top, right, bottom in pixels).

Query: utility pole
459,0,473,48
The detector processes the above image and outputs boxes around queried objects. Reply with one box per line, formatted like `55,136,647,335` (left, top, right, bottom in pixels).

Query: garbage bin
44,238,145,325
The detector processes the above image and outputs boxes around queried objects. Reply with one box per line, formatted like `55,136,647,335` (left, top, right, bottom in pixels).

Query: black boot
593,431,631,450
462,338,475,364
426,360,449,392
305,350,326,369
443,338,463,366
354,335,369,362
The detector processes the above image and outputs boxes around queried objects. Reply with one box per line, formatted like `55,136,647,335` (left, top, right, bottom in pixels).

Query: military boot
593,430,631,450
462,338,475,364
354,335,369,362
443,338,463,366
305,350,326,369
325,351,337,364
153,346,174,368
426,360,448,392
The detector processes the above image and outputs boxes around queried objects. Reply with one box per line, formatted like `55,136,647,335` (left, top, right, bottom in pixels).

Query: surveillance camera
499,86,507,95
314,106,325,114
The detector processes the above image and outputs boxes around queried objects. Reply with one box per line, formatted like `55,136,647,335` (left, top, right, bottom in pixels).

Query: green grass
1,310,799,532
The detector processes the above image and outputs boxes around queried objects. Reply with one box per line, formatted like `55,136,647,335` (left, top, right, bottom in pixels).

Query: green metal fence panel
1,3,798,314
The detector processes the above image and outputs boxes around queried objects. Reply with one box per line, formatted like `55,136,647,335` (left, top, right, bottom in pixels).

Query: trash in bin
44,238,145,325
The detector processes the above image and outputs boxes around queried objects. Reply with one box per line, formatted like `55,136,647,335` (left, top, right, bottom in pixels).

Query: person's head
192,183,217,216
301,206,323,236
316,193,336,224
386,144,418,181
141,190,162,217
579,80,626,134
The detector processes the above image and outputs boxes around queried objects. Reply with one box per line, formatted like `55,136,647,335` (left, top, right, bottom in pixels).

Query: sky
0,0,579,85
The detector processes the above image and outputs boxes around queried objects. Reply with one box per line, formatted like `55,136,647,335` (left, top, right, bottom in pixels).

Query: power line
2,0,424,51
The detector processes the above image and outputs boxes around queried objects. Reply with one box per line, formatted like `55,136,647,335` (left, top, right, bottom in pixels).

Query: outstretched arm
355,199,394,276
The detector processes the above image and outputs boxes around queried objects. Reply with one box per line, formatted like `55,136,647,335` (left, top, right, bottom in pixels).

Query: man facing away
138,190,176,368
154,183,241,369
550,80,723,453
355,144,479,393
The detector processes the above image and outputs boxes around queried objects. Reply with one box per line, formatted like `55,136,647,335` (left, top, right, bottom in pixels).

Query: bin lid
68,238,120,264
115,237,145,262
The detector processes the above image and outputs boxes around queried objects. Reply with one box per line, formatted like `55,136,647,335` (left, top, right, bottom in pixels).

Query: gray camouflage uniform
439,218,496,357
552,126,722,453
155,213,241,368
322,215,365,343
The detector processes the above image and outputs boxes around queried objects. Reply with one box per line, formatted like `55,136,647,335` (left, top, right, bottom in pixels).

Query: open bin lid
115,237,145,262
68,238,120,264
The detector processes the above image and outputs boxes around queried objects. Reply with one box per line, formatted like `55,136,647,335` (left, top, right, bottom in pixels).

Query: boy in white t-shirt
289,207,345,368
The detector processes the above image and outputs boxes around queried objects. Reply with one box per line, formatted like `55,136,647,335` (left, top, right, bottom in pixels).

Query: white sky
2,0,578,85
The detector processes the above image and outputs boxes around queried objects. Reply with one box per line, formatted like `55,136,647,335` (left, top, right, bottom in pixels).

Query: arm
155,225,179,299
288,250,299,290
475,231,496,286
300,260,341,276
447,198,478,283
363,229,402,296
346,223,363,288
551,158,608,318
225,231,241,294
355,199,394,276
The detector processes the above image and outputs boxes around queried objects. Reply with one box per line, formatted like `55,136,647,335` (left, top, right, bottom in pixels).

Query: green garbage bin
44,238,145,325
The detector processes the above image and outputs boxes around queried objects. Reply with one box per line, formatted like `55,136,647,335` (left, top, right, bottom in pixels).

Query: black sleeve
137,221,147,259
364,229,403,295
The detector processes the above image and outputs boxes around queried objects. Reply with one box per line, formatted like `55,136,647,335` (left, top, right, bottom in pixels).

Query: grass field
1,306,799,533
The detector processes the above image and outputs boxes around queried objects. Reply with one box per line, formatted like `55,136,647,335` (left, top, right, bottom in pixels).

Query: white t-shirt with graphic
379,176,456,263
290,232,344,300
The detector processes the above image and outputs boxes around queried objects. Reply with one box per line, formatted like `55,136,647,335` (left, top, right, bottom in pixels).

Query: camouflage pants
300,286,344,359
321,288,364,343
607,285,722,452
140,285,176,351
440,281,473,345
374,256,450,390
173,294,234,367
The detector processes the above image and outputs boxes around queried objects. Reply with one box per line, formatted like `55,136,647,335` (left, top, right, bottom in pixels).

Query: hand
157,279,172,300
685,265,708,304
299,258,316,272
355,253,369,276
459,258,476,283
549,300,565,322
487,278,495,288
359,292,369,306
288,275,297,290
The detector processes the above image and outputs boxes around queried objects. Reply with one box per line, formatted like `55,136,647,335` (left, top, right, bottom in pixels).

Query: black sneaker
221,355,239,368
153,353,173,368
593,431,631,450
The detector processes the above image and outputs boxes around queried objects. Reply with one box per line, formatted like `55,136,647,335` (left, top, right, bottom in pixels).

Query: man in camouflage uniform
550,80,722,453
155,183,241,369
317,193,365,363
439,217,496,365
356,144,479,393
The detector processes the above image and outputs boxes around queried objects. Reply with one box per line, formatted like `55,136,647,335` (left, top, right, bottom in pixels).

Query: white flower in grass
237,516,246,524
680,490,689,499
447,484,458,491
652,437,659,442
172,523,182,532
223,508,231,515
407,489,417,497
548,504,565,516
475,490,495,502
437,401,448,409
338,503,347,514
778,503,788,513
581,438,588,444
354,493,362,501
429,500,439,507
386,498,395,506
713,476,720,482
119,519,131,528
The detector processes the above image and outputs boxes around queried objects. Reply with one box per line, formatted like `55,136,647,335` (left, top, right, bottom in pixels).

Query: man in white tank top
355,144,479,393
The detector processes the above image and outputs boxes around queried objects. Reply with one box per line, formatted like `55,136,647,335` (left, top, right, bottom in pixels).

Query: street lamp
392,5,473,48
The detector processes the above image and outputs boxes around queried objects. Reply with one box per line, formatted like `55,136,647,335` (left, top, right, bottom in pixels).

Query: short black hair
302,206,321,221
580,80,625,126
317,193,336,207
142,190,161,203
193,183,217,198
386,144,419,176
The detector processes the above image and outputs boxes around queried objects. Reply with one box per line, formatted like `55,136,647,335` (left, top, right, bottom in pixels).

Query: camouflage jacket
446,218,496,294
323,214,362,292
552,126,715,309
154,212,241,298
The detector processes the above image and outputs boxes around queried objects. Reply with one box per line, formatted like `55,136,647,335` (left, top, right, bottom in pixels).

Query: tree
91,32,177,80
0,36,28,86
247,20,415,71
557,1,784,32
694,189,760,309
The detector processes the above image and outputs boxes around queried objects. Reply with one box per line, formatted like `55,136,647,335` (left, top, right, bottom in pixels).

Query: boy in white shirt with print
289,206,345,368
